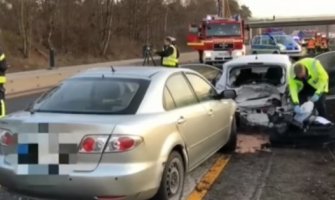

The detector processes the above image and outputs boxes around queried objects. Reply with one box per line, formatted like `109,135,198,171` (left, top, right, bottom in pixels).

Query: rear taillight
106,135,143,153
0,129,15,146
79,135,142,154
235,42,243,49
79,135,108,153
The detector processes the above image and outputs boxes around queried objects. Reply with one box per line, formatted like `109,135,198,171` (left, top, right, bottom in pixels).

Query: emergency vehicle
187,15,246,66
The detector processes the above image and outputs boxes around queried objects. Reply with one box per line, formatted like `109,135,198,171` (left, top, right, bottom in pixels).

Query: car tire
152,151,185,200
252,51,257,54
273,51,279,54
221,117,237,152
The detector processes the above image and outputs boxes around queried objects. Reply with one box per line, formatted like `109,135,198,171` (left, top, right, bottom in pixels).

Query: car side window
166,73,198,108
269,38,276,45
186,73,216,102
163,87,176,111
252,37,260,45
261,36,269,45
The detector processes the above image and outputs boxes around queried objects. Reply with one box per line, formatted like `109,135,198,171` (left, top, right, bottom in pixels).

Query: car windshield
273,35,294,45
206,23,241,37
228,65,285,87
31,77,150,114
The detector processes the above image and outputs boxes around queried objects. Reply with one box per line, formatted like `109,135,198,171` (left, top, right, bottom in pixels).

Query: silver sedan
0,67,237,200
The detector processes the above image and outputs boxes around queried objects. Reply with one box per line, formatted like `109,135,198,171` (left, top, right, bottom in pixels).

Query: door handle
177,117,186,125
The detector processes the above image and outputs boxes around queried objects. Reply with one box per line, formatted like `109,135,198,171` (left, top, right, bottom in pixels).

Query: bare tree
0,0,252,70
17,0,34,58
99,0,114,56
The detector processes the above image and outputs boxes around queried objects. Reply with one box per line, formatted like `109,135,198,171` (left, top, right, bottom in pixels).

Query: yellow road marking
187,155,231,200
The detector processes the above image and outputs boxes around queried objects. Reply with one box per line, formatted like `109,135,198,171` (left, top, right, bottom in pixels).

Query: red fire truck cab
187,15,246,66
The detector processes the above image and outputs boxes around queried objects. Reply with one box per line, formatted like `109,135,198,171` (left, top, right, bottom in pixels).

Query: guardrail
6,52,197,98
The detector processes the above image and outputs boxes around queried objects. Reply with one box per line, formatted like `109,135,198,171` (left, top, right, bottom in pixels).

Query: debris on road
236,133,271,154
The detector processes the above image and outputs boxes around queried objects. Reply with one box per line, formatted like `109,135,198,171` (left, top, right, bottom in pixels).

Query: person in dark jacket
155,37,179,67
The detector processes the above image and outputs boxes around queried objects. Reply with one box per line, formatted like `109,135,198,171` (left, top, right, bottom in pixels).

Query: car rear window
31,77,150,115
228,65,285,87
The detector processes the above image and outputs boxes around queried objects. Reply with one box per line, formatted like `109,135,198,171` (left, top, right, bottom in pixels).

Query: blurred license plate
217,52,229,57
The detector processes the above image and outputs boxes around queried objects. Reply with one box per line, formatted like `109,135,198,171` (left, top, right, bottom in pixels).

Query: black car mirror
220,90,237,99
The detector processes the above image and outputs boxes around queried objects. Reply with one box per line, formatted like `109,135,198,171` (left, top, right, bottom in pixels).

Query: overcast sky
238,0,335,18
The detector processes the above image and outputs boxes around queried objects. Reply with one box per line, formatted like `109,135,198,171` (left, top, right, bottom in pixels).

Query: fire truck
187,15,246,66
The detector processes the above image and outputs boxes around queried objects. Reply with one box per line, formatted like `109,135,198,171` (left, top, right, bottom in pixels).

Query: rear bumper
0,157,161,200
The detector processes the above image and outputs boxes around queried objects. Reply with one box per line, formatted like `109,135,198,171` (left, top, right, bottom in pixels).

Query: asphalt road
206,146,335,200
7,93,43,114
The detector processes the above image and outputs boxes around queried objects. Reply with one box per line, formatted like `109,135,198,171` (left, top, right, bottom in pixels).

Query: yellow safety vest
0,53,6,84
162,45,178,67
289,58,329,104
0,99,5,118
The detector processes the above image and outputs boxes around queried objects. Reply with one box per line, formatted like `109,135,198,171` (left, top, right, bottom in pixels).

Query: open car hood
235,84,281,108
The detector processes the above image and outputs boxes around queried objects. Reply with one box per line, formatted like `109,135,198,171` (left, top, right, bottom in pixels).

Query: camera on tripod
142,44,156,66
142,44,152,56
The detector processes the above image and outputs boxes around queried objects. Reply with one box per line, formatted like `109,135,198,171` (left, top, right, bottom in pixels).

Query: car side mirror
216,90,237,99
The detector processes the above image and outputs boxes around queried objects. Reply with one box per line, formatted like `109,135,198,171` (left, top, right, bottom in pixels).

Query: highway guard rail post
49,48,56,70
6,52,197,99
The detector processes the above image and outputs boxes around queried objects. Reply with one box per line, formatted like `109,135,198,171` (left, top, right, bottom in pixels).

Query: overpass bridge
245,16,335,43
246,16,335,29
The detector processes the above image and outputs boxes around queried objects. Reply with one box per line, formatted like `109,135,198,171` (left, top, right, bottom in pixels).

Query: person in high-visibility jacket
0,49,7,118
170,37,180,67
155,37,179,68
289,58,329,118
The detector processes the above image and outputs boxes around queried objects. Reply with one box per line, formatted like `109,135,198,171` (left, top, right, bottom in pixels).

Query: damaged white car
181,54,334,137
215,54,292,129
182,55,291,129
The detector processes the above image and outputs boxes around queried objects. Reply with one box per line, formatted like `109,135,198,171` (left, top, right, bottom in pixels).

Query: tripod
142,45,157,66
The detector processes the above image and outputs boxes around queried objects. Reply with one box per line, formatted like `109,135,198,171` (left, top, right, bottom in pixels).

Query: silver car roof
71,66,194,80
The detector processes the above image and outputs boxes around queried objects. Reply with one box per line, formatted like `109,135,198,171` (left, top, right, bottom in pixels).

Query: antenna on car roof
111,65,115,73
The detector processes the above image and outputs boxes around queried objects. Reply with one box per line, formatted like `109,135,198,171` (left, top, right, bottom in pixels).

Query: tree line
0,0,251,70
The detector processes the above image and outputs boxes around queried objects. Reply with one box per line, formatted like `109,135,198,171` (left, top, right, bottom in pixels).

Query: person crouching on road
155,37,179,68
0,48,7,118
289,58,329,118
